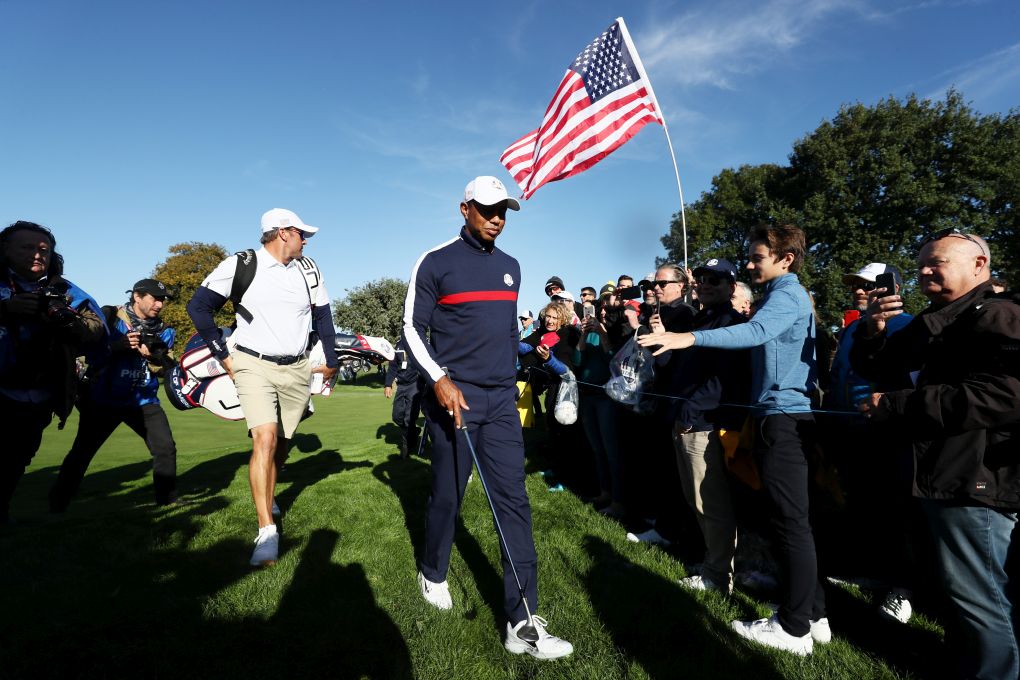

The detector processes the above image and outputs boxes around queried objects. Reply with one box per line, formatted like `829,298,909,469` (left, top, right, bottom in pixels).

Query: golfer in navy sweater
403,176,572,660
639,223,828,656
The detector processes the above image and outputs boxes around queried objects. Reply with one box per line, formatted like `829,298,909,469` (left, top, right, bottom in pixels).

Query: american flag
500,18,663,200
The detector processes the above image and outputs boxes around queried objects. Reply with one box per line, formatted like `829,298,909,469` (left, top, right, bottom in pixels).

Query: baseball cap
464,176,521,211
693,258,738,282
518,309,535,320
842,262,902,286
551,290,575,303
260,208,319,237
129,279,172,299
599,283,616,298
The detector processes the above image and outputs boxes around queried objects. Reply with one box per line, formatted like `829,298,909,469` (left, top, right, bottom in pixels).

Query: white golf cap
842,262,899,284
519,309,535,320
260,208,319,237
464,176,521,211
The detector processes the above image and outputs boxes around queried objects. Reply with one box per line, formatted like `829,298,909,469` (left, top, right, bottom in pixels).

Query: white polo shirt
200,247,331,357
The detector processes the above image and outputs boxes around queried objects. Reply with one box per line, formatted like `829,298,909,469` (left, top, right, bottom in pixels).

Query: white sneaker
679,574,731,594
879,589,913,624
417,571,452,610
505,616,573,660
731,614,812,656
271,499,281,516
625,528,672,546
250,524,279,567
810,617,832,644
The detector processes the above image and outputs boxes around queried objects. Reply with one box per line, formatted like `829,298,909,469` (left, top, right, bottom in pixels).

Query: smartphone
583,303,595,319
619,286,642,300
875,272,896,296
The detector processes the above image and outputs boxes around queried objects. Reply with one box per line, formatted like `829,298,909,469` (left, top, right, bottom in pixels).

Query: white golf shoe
505,616,573,660
417,571,453,610
250,524,279,567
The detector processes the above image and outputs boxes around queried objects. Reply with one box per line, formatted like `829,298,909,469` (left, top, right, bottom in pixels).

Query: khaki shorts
232,350,311,439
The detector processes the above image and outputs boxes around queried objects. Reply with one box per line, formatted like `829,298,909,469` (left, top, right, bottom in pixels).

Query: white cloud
924,41,1020,104
635,0,863,89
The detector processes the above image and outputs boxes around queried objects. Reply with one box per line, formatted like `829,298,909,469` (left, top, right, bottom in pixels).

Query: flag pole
617,17,688,271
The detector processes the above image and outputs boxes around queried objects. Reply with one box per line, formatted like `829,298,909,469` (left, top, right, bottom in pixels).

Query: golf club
458,425,540,643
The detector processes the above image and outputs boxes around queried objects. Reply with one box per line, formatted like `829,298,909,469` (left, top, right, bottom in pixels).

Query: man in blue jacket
50,279,178,509
403,176,572,660
640,223,827,656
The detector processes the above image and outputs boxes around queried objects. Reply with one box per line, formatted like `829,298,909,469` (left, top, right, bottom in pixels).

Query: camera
37,286,78,326
137,330,169,361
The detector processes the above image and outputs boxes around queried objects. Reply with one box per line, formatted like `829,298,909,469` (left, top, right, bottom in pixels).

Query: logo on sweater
504,273,513,287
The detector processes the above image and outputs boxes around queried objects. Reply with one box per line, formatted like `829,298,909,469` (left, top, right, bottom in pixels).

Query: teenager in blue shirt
640,223,828,656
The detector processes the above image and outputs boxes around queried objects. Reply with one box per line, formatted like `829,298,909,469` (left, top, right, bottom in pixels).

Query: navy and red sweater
402,226,520,389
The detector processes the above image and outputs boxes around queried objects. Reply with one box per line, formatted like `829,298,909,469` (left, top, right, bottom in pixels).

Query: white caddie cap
551,290,575,303
842,262,898,285
463,176,521,211
260,208,320,237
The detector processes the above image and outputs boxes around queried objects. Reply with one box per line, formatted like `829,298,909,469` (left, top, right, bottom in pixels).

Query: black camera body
37,286,77,326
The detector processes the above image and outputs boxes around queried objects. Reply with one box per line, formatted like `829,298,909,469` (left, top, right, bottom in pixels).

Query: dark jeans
921,499,1019,680
0,394,53,522
754,413,827,637
580,390,624,504
51,401,177,508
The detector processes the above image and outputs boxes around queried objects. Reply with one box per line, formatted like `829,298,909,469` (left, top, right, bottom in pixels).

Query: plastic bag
554,370,579,425
605,333,655,411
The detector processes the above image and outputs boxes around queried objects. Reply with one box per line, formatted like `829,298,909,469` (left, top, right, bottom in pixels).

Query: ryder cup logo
504,273,513,287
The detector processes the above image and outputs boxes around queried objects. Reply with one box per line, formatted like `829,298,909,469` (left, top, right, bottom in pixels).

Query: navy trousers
420,381,538,625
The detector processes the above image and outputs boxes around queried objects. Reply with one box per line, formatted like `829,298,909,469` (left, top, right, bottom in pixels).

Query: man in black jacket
669,259,750,594
852,230,1020,680
384,336,423,459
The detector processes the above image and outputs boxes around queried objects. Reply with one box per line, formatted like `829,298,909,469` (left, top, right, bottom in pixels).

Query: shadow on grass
372,452,507,632
583,535,786,680
276,449,372,514
1,499,412,678
290,432,323,453
375,422,402,448
824,583,947,678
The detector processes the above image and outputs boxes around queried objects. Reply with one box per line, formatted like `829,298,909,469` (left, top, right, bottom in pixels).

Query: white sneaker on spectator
732,614,812,656
249,524,279,567
271,499,281,517
879,589,913,624
625,528,672,546
505,616,573,660
810,617,832,644
417,571,452,610
679,574,731,594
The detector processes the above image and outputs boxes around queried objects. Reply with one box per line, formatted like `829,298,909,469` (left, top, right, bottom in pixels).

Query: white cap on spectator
518,309,534,320
842,262,900,285
464,176,521,210
260,208,319,236
551,291,575,303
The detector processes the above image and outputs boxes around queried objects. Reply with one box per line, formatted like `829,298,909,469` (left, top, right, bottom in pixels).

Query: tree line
148,91,1016,341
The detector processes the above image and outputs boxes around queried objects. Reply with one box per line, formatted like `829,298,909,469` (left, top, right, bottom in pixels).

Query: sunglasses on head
919,228,987,256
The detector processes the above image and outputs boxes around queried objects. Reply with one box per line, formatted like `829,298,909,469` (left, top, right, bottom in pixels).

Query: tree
333,278,408,341
661,91,1019,329
151,242,235,342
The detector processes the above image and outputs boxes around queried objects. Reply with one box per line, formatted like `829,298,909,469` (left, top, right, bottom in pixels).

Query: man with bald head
851,230,1020,680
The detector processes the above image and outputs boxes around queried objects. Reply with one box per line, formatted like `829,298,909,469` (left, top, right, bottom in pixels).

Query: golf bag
163,330,395,420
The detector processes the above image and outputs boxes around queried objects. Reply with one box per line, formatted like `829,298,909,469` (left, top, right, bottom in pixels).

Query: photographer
0,221,106,524
50,279,178,510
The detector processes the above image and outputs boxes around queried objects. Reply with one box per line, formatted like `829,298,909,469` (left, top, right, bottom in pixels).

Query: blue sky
2,0,1017,323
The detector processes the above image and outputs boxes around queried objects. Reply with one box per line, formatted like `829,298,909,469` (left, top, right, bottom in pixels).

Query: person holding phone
825,262,918,625
851,230,1020,680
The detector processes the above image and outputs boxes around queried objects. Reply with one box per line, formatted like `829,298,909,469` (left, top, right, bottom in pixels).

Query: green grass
2,378,948,679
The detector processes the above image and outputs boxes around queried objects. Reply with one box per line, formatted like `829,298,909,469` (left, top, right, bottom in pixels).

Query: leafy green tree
333,277,408,341
662,91,1019,329
151,242,235,342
